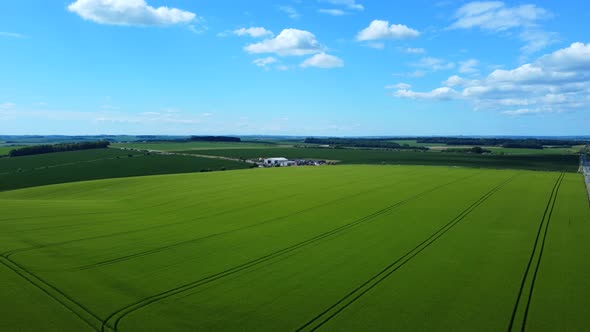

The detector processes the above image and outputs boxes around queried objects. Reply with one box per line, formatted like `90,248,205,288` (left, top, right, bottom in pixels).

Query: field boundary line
507,172,564,332
0,256,102,331
296,173,518,332
101,172,479,332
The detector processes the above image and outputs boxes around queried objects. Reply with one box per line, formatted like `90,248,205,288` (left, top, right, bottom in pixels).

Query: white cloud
301,53,344,68
519,29,558,55
320,0,364,11
459,59,479,73
539,42,590,71
318,9,347,16
279,6,300,19
444,75,465,87
449,1,550,31
253,57,278,68
244,29,323,56
392,42,590,116
357,20,420,41
234,27,273,38
409,70,427,78
502,108,544,116
449,1,555,54
67,0,196,26
404,47,426,54
0,32,27,38
394,87,459,100
415,57,455,71
385,83,412,89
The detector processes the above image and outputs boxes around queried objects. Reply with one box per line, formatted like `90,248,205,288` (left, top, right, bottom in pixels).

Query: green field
179,147,579,172
0,146,14,156
0,165,588,331
112,141,281,151
0,149,250,191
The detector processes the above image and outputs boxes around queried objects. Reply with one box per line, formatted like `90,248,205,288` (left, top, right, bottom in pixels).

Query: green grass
0,148,250,191
0,166,588,331
179,147,579,172
112,141,281,151
0,146,13,156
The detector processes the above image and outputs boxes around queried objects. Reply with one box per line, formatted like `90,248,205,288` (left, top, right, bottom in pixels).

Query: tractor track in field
508,172,564,332
1,193,301,260
100,172,478,332
296,173,518,332
76,170,443,271
3,169,428,261
0,255,102,332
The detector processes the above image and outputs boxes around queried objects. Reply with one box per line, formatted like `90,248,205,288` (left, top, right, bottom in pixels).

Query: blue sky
0,0,589,136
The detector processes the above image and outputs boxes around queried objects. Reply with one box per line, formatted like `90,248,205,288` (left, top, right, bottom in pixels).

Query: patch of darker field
0,148,250,191
179,147,579,172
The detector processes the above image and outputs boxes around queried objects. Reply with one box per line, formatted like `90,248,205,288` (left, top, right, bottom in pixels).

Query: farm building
263,157,294,167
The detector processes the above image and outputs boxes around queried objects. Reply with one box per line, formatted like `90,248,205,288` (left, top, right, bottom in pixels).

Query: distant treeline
9,141,110,157
189,136,241,142
304,138,428,151
442,146,492,154
416,137,582,148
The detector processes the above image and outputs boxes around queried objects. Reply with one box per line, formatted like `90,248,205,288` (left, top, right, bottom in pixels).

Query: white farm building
263,157,294,167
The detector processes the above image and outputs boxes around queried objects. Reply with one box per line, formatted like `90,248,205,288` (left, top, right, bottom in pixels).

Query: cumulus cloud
67,0,196,26
301,53,344,68
357,20,420,41
392,42,590,115
234,27,273,38
245,29,323,56
444,75,465,87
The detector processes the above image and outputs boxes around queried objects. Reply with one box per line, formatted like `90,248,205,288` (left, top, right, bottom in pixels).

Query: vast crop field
0,149,250,191
1,165,588,331
179,147,580,172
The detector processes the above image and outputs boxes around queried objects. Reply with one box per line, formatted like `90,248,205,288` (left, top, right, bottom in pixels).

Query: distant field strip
0,166,589,331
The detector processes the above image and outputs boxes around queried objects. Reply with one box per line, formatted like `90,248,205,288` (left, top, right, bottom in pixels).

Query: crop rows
0,165,588,331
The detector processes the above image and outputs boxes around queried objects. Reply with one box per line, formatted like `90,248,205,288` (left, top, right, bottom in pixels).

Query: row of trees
304,138,428,151
9,141,110,157
416,137,582,147
189,136,241,142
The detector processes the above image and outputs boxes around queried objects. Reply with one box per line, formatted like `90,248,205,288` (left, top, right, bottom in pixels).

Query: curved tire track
100,173,476,332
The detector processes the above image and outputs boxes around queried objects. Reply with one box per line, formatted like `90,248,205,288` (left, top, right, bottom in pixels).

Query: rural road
117,147,257,164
